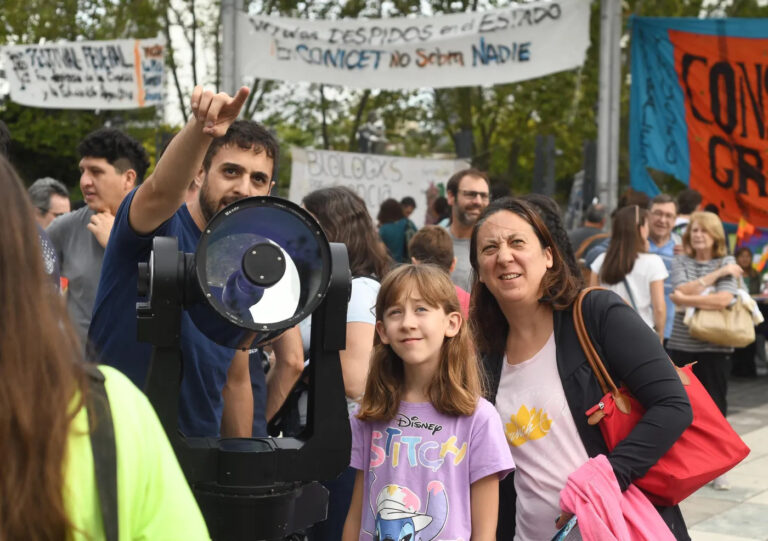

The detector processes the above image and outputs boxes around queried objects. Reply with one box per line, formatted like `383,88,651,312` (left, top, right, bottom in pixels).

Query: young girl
342,264,514,541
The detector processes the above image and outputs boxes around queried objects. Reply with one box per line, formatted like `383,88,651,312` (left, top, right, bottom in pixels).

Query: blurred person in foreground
0,155,209,540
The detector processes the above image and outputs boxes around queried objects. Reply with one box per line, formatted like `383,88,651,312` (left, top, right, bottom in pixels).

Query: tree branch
348,89,371,151
163,0,187,120
320,84,330,149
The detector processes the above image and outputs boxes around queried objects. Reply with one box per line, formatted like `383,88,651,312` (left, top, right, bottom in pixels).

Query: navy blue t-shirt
88,188,267,437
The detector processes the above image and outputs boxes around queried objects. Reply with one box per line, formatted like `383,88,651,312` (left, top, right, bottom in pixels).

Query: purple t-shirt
350,398,515,540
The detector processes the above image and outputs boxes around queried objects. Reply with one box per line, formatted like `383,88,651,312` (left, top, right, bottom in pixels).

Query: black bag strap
84,364,118,541
622,278,638,312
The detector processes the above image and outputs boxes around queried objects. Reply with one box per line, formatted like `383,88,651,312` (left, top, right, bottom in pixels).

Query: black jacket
482,289,693,540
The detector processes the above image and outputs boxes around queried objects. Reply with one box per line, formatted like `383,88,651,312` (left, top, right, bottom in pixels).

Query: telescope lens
191,197,331,349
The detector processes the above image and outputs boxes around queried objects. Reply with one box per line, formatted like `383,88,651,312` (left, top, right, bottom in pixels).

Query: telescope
136,196,351,540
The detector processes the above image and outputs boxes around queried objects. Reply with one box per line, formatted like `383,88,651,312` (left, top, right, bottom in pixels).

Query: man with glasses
647,194,682,347
28,177,71,228
445,168,491,291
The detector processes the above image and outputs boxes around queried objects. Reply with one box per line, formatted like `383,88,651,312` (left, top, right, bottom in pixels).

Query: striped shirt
666,255,738,353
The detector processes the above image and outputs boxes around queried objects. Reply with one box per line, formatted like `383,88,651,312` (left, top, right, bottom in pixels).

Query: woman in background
377,198,417,263
667,212,741,490
0,155,208,540
590,205,668,342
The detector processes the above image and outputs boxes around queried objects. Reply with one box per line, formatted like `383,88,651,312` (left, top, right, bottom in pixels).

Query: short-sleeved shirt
47,206,104,348
350,399,514,540
65,366,209,540
454,285,470,319
648,235,681,339
591,252,669,330
88,189,266,437
494,332,590,541
299,276,379,355
666,255,739,353
299,276,379,412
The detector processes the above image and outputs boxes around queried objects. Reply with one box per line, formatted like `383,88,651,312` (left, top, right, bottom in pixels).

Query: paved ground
681,374,768,541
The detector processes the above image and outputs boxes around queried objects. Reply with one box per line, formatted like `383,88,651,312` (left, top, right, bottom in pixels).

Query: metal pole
221,0,237,95
597,0,621,213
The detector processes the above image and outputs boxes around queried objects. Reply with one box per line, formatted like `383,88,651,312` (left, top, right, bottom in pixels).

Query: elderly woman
470,197,692,540
667,212,741,416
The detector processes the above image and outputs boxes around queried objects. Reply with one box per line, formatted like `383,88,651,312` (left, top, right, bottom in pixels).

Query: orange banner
671,30,768,226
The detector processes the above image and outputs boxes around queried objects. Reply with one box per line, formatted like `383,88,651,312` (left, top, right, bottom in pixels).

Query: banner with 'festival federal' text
2,37,164,110
237,0,590,90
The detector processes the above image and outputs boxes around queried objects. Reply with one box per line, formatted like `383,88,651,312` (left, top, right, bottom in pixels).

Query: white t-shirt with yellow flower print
494,332,589,541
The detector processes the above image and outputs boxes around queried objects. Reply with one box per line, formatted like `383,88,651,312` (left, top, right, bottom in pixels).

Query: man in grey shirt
47,128,149,348
445,168,490,291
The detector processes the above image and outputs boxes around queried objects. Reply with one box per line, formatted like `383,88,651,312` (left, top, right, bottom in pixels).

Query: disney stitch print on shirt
370,481,448,541
349,400,515,541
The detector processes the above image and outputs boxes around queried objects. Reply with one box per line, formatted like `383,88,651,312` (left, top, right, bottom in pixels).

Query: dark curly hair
377,198,404,224
202,120,279,181
520,193,582,284
77,128,150,183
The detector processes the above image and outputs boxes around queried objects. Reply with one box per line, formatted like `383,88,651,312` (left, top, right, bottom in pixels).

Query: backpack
574,232,610,284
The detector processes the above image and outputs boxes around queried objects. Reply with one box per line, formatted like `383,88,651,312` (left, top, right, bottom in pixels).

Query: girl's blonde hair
357,264,484,421
683,211,727,258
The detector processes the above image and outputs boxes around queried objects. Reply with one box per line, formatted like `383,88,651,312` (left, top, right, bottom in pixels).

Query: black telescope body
136,196,352,540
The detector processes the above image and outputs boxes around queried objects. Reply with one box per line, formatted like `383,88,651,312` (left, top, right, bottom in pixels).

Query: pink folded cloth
559,455,675,541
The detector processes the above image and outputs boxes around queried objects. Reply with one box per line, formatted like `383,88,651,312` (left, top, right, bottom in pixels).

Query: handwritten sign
2,38,164,109
237,0,590,90
289,147,469,226
630,17,768,226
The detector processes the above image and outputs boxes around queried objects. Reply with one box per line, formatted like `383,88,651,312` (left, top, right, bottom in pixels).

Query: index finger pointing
230,86,250,110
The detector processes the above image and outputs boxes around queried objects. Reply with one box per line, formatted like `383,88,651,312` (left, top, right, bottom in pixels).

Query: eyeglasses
650,210,676,220
460,190,490,201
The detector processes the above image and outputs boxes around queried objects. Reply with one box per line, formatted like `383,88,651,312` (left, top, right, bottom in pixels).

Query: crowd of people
0,85,759,540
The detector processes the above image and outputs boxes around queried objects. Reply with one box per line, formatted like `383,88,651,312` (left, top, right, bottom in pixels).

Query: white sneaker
712,474,731,491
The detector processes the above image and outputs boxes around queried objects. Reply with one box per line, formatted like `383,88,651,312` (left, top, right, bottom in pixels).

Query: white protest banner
2,38,164,109
237,0,589,90
289,147,469,227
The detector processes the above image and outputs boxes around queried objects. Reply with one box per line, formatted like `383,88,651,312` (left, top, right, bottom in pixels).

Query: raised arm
129,86,249,234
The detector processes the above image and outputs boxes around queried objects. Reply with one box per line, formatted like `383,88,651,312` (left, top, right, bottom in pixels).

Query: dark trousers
668,350,731,416
308,466,356,541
